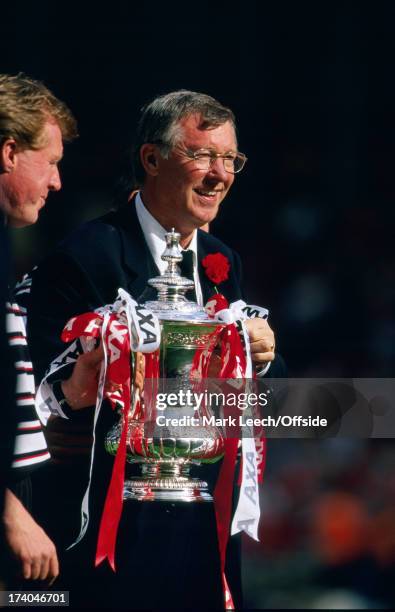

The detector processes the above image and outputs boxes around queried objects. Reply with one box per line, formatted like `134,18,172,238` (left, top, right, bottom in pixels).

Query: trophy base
123,477,212,502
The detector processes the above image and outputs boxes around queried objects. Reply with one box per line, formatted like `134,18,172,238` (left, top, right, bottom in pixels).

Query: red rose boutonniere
202,253,230,286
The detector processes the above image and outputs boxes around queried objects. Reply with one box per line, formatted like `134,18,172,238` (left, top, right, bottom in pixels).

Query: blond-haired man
0,73,77,585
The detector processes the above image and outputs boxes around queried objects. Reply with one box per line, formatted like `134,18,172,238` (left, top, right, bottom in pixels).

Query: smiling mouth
193,188,222,200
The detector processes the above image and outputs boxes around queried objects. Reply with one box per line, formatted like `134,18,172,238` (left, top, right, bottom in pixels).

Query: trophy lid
143,228,212,322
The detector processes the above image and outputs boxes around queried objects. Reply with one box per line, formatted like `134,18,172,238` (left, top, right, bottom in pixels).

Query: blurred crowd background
2,1,395,609
244,439,395,609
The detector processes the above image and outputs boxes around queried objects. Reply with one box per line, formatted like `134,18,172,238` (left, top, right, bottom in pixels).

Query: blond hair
0,73,78,150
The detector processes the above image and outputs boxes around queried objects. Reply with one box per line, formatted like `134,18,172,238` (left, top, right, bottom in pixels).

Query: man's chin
9,211,40,229
190,200,221,225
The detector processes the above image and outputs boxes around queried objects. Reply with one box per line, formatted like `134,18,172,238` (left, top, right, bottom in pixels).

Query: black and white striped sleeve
6,300,50,472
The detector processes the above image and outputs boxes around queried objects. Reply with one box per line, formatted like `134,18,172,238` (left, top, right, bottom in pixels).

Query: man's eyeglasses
184,149,247,174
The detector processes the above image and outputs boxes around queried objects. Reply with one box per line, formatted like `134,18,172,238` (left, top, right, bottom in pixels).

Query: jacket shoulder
57,210,121,262
197,229,237,258
198,229,242,278
29,210,127,311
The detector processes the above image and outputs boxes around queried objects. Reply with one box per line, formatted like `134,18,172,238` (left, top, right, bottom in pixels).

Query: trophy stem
124,462,213,503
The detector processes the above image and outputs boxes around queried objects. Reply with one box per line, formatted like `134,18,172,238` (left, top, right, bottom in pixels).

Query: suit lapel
112,198,159,301
110,205,238,306
197,230,242,305
197,231,218,304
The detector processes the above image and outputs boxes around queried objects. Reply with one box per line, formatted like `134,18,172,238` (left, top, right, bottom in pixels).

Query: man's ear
140,143,160,176
0,138,17,173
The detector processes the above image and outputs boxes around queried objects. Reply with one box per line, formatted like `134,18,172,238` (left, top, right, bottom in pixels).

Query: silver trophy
105,229,225,502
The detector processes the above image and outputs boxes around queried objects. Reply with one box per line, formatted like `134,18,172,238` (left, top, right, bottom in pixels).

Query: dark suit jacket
26,200,250,608
26,199,284,608
28,200,244,382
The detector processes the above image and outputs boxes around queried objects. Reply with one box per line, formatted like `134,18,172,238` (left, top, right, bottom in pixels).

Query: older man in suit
25,91,283,608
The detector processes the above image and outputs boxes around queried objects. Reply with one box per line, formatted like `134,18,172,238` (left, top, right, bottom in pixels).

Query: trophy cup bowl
105,229,225,502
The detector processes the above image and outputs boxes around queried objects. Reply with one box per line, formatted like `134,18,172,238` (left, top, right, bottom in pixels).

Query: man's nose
49,166,62,191
207,157,230,182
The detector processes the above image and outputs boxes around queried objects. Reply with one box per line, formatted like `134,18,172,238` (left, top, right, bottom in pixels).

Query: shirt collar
135,191,198,274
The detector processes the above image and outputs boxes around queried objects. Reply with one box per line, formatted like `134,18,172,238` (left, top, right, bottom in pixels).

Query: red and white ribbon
36,289,160,570
36,288,269,607
203,294,270,608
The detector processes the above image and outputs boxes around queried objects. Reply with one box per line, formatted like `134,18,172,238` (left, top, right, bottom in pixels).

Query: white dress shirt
135,192,204,306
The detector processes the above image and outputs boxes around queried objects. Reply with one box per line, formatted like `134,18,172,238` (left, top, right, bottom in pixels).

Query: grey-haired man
25,90,284,608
